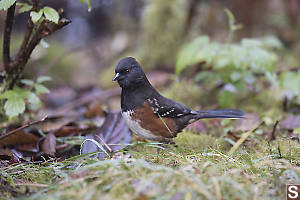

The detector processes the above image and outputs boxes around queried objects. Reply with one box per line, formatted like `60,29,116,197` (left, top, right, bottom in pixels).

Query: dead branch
17,0,40,61
31,19,70,53
2,0,71,89
3,2,16,72
10,18,71,88
0,116,47,140
21,18,71,69
269,120,279,141
17,20,34,61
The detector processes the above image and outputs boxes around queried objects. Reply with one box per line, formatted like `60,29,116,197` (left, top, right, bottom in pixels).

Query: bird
113,57,244,143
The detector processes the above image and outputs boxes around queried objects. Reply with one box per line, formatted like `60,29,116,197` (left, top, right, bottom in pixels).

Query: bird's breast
121,110,156,140
121,102,178,141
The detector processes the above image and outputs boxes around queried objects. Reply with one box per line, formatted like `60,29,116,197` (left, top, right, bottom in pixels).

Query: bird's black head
113,57,148,89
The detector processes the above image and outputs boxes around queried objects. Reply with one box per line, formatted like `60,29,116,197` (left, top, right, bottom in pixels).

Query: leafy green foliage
37,76,52,83
1,0,60,24
175,31,300,107
224,8,243,42
30,10,43,23
43,6,59,24
30,7,59,24
22,76,51,95
0,76,51,120
280,71,300,96
174,9,300,108
1,90,25,120
176,35,282,107
0,87,38,119
0,0,16,10
16,3,32,13
176,36,280,75
224,8,243,32
176,36,210,75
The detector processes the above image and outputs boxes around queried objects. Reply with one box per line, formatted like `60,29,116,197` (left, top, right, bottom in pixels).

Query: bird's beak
112,73,120,81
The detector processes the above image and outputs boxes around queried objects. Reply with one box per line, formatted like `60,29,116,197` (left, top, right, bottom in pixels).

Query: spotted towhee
113,57,244,143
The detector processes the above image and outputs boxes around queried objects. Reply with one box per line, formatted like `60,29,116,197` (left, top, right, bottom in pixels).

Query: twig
17,20,34,60
15,183,48,188
22,20,47,67
95,134,112,152
277,145,282,158
17,0,39,60
269,120,279,141
10,18,71,88
184,0,199,34
2,0,71,89
3,2,16,72
0,116,47,140
24,19,71,67
228,122,263,155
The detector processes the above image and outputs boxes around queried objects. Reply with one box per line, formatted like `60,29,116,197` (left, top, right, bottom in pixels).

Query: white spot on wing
160,107,177,117
152,98,160,107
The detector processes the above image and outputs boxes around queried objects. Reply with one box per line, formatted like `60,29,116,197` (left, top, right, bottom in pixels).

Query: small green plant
176,35,282,107
0,0,91,121
0,76,51,120
280,71,300,100
175,9,286,107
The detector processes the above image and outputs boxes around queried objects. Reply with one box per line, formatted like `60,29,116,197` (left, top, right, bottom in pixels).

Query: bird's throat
121,82,156,112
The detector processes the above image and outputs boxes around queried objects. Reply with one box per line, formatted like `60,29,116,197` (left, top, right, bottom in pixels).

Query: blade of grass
95,134,112,152
157,113,174,137
80,138,110,157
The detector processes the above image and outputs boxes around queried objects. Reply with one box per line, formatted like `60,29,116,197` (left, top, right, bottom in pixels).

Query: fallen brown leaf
40,117,76,132
17,143,39,152
0,148,12,157
81,112,131,158
41,132,56,156
9,153,21,164
185,120,208,133
280,115,300,130
85,101,106,118
0,131,39,147
234,113,261,131
42,87,77,108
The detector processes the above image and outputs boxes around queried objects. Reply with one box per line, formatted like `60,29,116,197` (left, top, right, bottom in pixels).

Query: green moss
174,131,232,153
265,138,300,161
1,136,299,200
0,164,57,199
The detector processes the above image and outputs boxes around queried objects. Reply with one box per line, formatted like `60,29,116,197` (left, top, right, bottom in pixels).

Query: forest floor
1,115,299,199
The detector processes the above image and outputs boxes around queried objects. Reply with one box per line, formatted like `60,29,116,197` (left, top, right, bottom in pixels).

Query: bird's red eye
126,69,131,73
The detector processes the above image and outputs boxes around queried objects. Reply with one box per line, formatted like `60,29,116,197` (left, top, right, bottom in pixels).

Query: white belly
121,110,163,141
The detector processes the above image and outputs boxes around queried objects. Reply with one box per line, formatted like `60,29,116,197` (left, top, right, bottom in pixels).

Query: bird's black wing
146,96,193,118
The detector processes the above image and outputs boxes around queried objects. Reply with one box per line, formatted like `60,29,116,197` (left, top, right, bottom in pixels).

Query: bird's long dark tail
195,109,244,119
